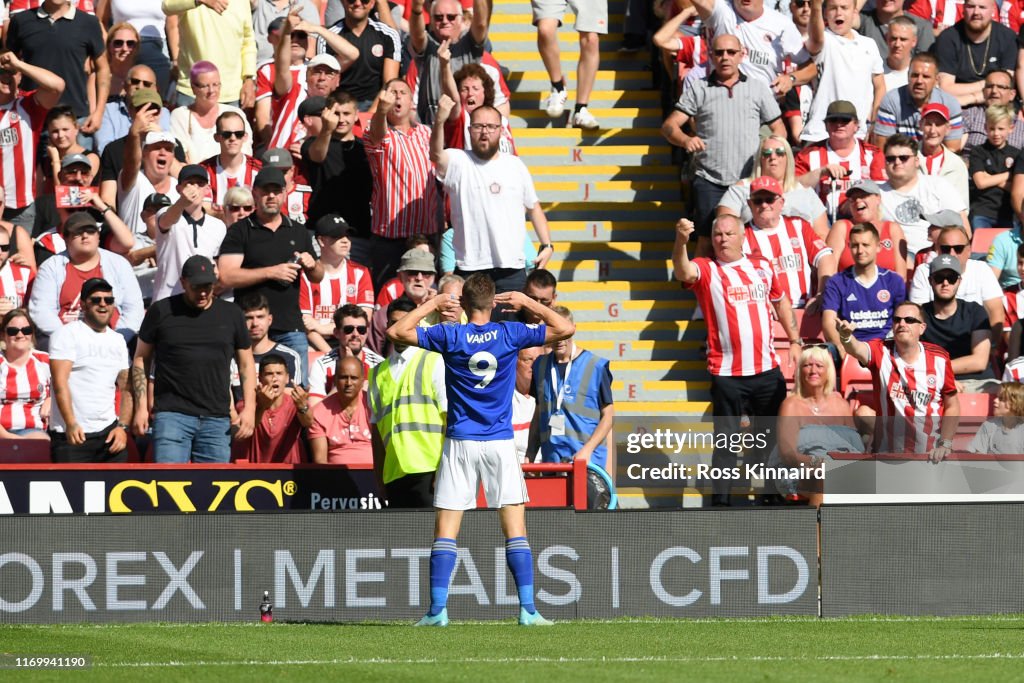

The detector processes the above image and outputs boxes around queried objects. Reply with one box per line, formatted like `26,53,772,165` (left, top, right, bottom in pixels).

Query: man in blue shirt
388,273,574,627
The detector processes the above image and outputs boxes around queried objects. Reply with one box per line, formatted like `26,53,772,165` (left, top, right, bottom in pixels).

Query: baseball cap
178,164,208,183
930,253,962,276
397,248,436,274
749,176,783,197
308,54,341,71
253,167,287,188
63,212,99,235
825,100,858,121
130,88,162,110
261,147,293,170
60,153,92,170
143,193,172,211
846,179,881,196
81,277,113,299
181,255,217,286
922,209,963,227
919,103,951,122
143,131,176,147
315,214,356,238
267,16,286,34
297,95,327,119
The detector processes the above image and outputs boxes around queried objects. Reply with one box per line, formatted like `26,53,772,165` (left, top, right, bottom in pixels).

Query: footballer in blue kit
388,274,575,627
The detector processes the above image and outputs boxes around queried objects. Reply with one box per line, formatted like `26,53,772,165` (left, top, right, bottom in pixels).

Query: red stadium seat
958,393,993,418
971,227,1009,260
0,438,50,463
840,354,872,396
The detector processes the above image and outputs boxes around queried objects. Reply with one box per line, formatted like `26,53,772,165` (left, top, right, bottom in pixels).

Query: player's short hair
333,303,367,328
998,382,1024,417
848,222,880,241
239,293,270,313
259,353,288,374
453,63,495,107
525,268,557,291
552,304,573,323
462,273,496,313
884,134,918,155
387,296,417,320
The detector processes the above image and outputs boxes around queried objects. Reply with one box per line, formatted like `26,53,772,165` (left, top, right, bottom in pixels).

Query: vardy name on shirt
466,330,499,344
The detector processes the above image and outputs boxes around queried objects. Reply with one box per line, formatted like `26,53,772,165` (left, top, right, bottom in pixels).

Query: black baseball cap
315,214,356,238
178,164,208,184
253,167,287,188
181,255,217,285
297,96,327,119
144,193,173,211
63,212,100,235
81,277,113,299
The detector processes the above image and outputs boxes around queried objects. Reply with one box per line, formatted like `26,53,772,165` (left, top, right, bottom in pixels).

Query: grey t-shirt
857,11,934,60
252,0,321,64
968,419,1024,455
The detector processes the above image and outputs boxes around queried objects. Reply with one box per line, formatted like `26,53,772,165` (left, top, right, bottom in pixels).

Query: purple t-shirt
822,267,906,341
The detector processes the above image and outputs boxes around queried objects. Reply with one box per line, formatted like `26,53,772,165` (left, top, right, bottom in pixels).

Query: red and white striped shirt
299,260,375,323
0,95,48,209
35,228,66,256
743,216,831,307
906,0,962,28
866,339,956,453
686,255,783,377
309,347,385,399
9,0,95,13
0,350,50,432
1004,284,1024,328
257,62,309,151
201,154,261,208
0,261,33,311
1003,357,1024,382
794,139,886,218
375,277,404,310
364,123,441,238
998,0,1024,31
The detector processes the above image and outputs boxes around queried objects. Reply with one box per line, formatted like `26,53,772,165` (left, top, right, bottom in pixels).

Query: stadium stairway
490,1,711,507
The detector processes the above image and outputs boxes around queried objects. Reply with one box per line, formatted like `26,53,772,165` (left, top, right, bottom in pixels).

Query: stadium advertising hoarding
820,503,1024,616
0,510,818,623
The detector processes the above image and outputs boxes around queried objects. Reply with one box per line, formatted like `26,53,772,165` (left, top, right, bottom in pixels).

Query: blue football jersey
822,267,906,341
417,321,547,440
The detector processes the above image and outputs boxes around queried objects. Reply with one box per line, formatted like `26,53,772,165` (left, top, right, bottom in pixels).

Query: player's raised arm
495,291,575,344
387,293,461,346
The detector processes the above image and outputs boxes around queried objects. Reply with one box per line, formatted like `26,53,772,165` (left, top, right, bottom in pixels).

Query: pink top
309,392,374,466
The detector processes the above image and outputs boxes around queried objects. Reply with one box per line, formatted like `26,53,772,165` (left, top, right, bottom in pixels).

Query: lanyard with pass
548,343,575,436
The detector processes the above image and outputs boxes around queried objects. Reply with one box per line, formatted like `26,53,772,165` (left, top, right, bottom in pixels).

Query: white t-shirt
909,257,1003,306
883,64,909,93
117,171,180,248
879,175,967,256
802,30,883,142
440,150,540,272
151,209,227,302
706,0,807,86
48,320,130,434
512,390,536,463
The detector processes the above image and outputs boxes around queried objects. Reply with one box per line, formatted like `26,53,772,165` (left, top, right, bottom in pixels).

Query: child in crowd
968,105,1019,230
968,382,1024,454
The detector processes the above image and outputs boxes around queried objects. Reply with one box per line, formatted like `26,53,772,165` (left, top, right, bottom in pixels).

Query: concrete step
499,51,648,71
610,360,710,383
540,200,684,221
575,319,706,341
544,255,674,282
492,30,627,45
491,11,627,22
531,165,676,184
573,339,706,361
543,240,674,260
510,70,653,91
511,108,663,130
556,279,689,297
511,89,661,107
519,144,669,168
543,220,675,242
612,379,711,403
613,400,711,416
535,179,680,202
513,127,668,147
541,298,692,322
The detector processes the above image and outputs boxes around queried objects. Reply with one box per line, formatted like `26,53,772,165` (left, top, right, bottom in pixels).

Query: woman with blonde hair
105,22,142,99
717,135,830,239
968,382,1024,454
773,345,864,506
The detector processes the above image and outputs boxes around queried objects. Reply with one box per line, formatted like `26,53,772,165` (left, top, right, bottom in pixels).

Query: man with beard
431,95,553,296
934,0,1017,107
49,277,132,462
310,354,373,465
132,255,255,463
873,53,964,152
367,250,437,354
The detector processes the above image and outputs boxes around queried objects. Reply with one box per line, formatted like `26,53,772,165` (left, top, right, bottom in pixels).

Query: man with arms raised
389,273,574,626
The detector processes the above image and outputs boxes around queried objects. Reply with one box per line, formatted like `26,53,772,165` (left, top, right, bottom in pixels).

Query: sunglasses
761,147,786,158
930,273,960,284
68,227,100,237
406,270,434,277
750,195,779,205
984,82,1014,90
892,315,923,325
342,324,368,334
433,13,459,21
713,48,740,57
470,123,501,132
226,204,254,212
793,0,810,6
885,154,913,164
938,244,967,254
5,326,31,337
344,0,369,4
218,130,246,139
0,244,9,252
128,77,153,88
112,39,138,49
88,296,115,305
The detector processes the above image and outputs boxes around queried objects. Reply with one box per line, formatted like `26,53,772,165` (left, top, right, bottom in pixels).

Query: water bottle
259,590,273,623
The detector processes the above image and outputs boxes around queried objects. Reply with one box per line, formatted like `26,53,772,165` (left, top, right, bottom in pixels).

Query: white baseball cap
307,54,341,72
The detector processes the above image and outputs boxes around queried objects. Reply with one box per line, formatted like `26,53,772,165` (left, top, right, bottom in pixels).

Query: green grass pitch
3,616,1024,682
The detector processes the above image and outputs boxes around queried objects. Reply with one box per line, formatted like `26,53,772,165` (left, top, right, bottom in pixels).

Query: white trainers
572,106,599,130
544,87,568,117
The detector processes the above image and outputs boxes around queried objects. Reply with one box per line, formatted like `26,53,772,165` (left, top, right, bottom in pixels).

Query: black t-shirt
138,295,250,417
301,135,372,234
218,216,316,332
933,22,1018,83
100,135,187,185
921,299,994,380
322,19,401,102
7,10,104,118
969,141,1019,221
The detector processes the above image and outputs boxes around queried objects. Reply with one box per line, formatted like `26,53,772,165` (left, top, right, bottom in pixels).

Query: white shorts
433,438,529,510
531,0,609,34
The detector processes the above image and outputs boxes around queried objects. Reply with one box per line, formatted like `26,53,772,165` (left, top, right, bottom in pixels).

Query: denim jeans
152,412,232,463
270,329,309,387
